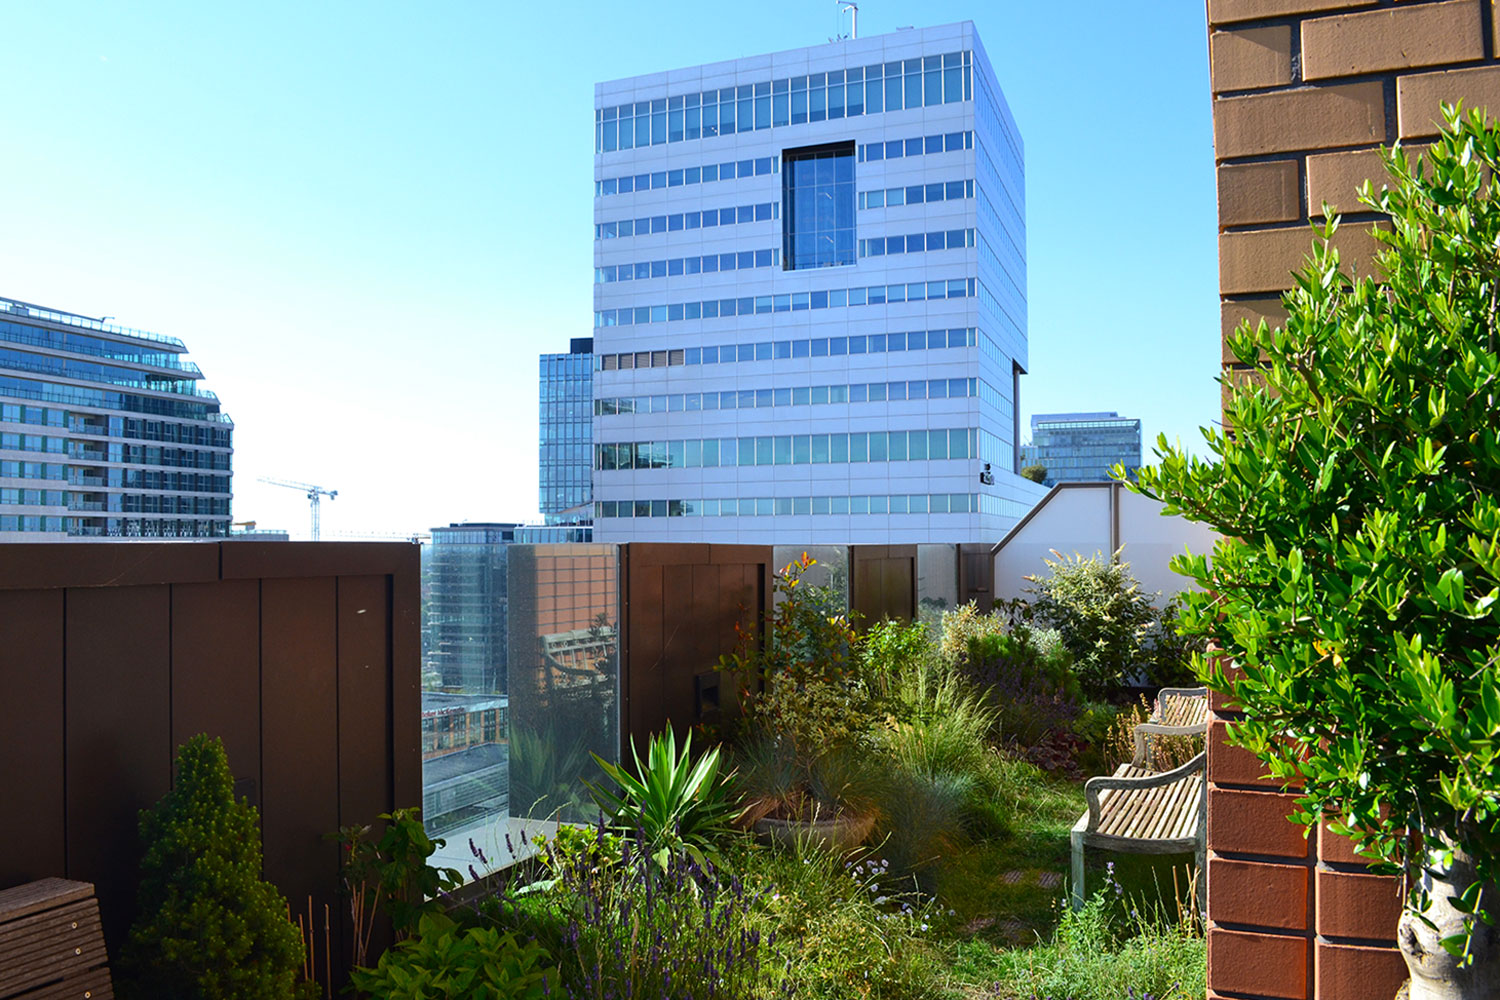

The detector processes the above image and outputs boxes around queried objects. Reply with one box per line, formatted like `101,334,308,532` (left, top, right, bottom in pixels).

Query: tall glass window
782,142,855,270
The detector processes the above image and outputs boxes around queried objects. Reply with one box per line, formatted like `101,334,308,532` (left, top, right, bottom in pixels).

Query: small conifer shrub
121,733,310,1000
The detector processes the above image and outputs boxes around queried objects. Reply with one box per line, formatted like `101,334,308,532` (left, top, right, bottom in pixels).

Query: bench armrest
1083,752,1206,832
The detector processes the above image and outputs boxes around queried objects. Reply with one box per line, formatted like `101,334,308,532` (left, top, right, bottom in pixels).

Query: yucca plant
585,729,741,869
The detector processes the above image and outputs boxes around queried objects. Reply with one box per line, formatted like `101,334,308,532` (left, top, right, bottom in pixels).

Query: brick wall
1203,6,1499,994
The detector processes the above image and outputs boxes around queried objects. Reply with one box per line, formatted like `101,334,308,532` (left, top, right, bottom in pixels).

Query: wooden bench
0,878,113,999
1069,687,1210,911
1131,685,1208,769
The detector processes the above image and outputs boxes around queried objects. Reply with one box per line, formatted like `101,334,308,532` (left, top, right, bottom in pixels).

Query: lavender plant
501,823,794,1000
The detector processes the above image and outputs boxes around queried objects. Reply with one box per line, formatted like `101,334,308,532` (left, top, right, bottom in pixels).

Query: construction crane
258,477,338,540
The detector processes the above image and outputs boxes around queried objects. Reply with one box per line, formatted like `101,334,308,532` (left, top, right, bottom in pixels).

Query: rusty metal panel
259,577,339,927
171,580,261,802
0,543,218,591
0,590,65,887
337,575,392,827
64,584,172,950
850,546,917,624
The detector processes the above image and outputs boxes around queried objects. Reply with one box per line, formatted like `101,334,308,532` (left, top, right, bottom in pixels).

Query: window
782,142,855,269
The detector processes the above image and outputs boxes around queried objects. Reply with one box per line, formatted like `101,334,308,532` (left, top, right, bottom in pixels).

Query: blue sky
1,2,1218,539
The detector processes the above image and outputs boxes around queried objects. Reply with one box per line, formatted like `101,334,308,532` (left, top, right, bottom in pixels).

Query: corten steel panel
65,584,173,951
626,562,667,748
619,545,768,752
337,575,393,827
259,577,340,930
851,546,917,625
0,542,219,591
0,589,66,887
222,541,419,580
387,548,422,815
171,580,261,801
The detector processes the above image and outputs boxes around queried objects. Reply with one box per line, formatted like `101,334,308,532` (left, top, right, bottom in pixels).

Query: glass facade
1020,412,1143,486
0,296,233,539
592,22,1040,543
783,143,856,270
421,539,619,871
538,339,594,528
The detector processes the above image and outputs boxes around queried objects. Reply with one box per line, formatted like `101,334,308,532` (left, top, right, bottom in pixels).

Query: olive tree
1133,106,1500,998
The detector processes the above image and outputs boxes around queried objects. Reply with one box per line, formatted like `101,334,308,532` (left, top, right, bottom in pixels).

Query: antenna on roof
836,0,857,40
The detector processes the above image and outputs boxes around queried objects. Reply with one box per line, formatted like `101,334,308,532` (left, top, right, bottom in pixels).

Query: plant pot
1397,845,1500,1000
752,812,875,853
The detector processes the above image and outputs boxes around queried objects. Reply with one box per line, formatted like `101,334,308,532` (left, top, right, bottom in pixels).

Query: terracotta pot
752,812,875,853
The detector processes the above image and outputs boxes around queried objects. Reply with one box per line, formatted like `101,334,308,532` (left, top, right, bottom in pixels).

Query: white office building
590,21,1043,543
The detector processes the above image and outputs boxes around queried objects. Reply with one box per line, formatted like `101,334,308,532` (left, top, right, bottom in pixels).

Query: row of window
858,228,974,259
597,428,977,470
597,377,980,416
598,492,980,519
0,346,203,398
1,461,64,481
1,488,66,506
593,277,976,328
596,326,979,371
858,130,971,163
596,248,779,284
596,202,776,241
860,179,972,210
0,433,66,454
62,442,230,471
1,374,229,424
595,156,778,198
595,52,974,153
9,517,229,537
0,320,193,372
66,469,231,494
0,489,227,514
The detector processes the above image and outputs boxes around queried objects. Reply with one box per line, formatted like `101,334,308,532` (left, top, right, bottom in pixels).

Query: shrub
960,626,1080,756
349,913,555,1000
1136,106,1500,960
1020,463,1048,484
937,601,1010,663
1025,551,1159,698
120,734,311,1000
332,807,463,967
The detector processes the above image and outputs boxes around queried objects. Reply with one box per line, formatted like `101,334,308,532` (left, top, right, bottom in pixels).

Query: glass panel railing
917,543,960,627
421,540,620,880
772,544,849,613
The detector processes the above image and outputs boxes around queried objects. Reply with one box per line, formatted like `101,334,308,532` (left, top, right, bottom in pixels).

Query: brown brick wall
1199,12,1493,994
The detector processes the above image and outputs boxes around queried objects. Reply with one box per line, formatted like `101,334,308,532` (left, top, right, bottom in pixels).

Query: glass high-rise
1021,412,1143,487
590,21,1044,543
0,295,233,539
538,338,594,527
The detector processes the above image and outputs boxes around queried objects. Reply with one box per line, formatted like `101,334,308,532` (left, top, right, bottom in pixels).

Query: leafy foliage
349,913,555,1000
586,728,741,868
1020,463,1048,484
1025,551,1159,697
333,806,463,955
121,734,311,1000
1133,106,1500,948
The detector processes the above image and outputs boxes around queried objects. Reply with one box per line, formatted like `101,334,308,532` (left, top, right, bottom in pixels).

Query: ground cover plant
1135,106,1500,993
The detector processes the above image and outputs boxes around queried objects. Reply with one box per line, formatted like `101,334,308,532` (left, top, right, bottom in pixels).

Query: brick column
1205,3,1500,995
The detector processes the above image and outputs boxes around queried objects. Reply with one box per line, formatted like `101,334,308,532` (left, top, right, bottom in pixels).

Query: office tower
539,337,594,528
0,295,233,539
1021,412,1142,487
589,21,1041,543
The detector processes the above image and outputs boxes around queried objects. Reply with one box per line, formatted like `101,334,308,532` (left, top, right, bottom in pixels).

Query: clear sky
1,2,1219,540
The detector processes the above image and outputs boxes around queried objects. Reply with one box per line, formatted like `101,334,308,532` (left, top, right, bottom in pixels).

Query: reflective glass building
1020,412,1142,487
0,295,233,539
538,338,594,528
590,22,1045,543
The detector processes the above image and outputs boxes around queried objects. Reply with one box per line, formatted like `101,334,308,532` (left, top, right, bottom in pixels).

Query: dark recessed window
782,142,855,269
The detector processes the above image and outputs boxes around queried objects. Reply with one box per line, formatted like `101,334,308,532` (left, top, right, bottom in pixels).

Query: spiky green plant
585,728,740,868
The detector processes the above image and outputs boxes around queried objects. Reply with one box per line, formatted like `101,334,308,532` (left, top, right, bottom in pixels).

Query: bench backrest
0,878,113,1000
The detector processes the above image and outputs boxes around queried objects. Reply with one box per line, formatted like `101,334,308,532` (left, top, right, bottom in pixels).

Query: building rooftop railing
0,323,203,376
1,297,187,349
